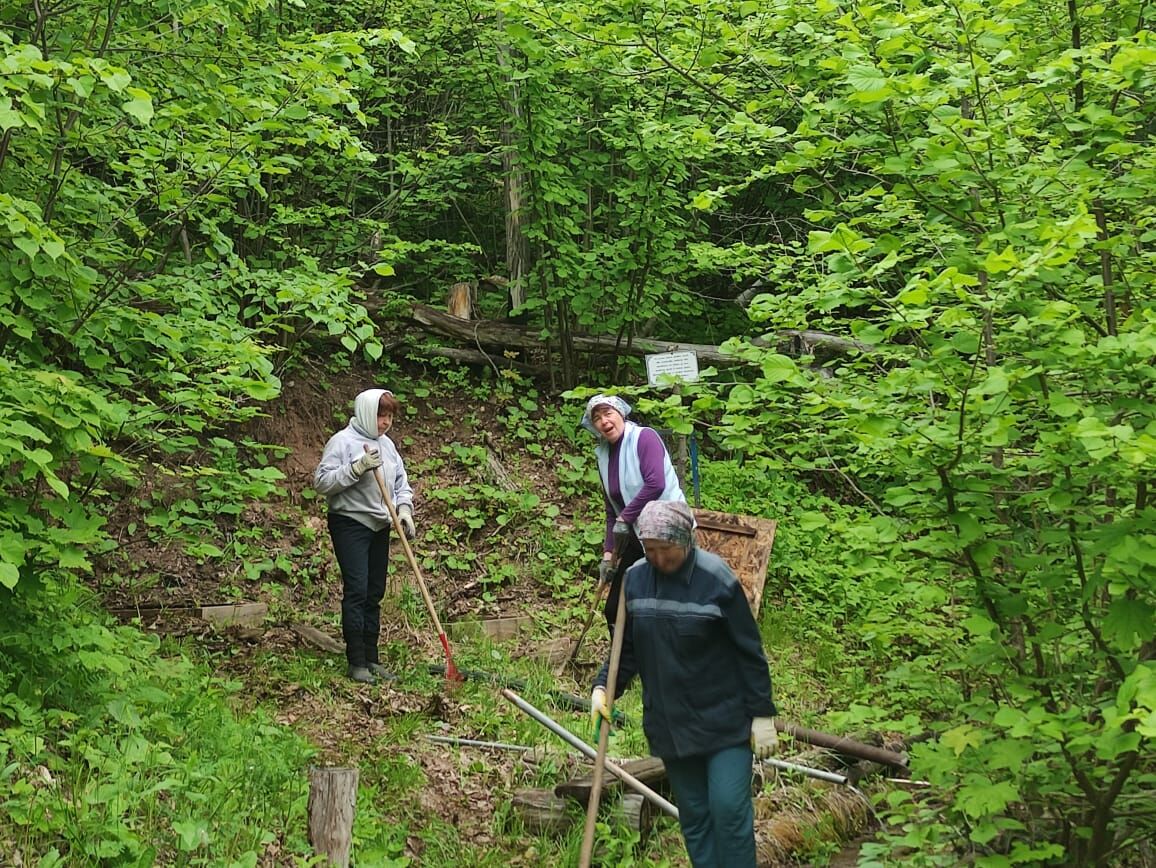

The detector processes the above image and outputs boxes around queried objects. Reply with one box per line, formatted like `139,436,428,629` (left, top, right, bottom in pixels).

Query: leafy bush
0,578,316,864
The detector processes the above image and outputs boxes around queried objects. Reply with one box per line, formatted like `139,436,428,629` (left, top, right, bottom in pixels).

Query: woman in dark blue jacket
591,500,778,868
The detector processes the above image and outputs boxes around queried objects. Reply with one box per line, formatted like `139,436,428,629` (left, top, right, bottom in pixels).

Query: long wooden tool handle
578,577,629,868
565,580,606,665
365,448,447,638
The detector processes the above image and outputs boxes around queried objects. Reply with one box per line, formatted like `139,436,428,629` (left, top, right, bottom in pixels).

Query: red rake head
439,634,464,684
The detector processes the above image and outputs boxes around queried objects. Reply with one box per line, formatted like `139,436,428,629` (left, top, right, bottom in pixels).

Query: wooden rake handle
364,446,448,639
578,577,629,868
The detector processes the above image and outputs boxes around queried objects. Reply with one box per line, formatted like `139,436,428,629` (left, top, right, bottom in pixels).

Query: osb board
693,508,777,616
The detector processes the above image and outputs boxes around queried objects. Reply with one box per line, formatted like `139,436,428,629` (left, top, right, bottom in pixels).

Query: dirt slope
96,361,601,861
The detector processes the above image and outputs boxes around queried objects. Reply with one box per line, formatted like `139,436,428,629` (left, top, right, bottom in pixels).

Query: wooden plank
199,602,268,627
555,757,668,806
693,508,777,616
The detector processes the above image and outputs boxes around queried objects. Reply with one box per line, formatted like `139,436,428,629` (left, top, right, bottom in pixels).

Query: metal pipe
501,689,680,820
761,757,849,786
424,734,531,753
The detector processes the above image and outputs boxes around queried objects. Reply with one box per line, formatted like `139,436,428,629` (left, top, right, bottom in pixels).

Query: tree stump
308,766,359,867
617,792,655,839
447,282,473,319
511,787,576,835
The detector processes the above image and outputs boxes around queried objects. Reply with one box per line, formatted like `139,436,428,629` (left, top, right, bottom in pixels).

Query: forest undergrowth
3,360,923,867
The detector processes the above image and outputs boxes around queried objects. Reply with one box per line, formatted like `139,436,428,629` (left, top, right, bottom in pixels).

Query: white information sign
645,350,699,386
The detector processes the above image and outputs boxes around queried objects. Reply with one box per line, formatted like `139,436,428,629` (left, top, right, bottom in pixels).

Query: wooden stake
308,766,358,867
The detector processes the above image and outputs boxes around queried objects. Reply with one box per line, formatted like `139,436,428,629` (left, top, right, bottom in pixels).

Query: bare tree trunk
496,12,529,316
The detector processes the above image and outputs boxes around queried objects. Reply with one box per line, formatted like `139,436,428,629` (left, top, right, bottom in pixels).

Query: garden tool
501,688,679,819
365,445,462,684
563,535,629,670
578,577,629,868
559,579,606,673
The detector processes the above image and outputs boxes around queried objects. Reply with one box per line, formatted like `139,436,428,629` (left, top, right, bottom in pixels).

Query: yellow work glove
750,717,778,759
590,686,611,734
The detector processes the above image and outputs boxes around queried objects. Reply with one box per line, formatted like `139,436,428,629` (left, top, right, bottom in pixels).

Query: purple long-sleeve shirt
603,427,669,553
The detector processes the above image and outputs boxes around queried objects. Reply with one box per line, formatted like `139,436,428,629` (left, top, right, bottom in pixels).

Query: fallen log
555,757,668,806
502,689,679,820
409,303,740,366
775,721,908,771
509,788,650,838
405,303,874,367
511,788,576,835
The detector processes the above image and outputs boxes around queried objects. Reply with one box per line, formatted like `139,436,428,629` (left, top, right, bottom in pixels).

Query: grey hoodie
313,388,414,531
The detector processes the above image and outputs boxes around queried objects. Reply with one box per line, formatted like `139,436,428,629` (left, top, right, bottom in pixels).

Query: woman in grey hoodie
314,388,415,683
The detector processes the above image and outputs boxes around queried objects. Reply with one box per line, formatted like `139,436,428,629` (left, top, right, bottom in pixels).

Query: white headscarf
350,388,393,439
580,393,632,437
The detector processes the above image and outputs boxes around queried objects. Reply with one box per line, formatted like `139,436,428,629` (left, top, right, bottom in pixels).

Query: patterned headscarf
579,393,632,437
636,500,695,547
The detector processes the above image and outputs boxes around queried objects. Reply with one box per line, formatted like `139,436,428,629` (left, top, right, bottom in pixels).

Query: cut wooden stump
511,787,576,835
292,624,345,654
308,766,359,867
618,792,656,839
200,602,268,627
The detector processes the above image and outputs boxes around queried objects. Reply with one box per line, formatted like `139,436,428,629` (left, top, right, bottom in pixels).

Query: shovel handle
363,446,448,639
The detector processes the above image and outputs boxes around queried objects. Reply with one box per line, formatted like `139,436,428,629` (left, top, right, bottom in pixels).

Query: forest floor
91,360,874,866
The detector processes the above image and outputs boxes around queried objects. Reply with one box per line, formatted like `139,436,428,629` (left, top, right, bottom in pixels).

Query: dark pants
604,531,644,633
664,743,757,868
327,513,390,668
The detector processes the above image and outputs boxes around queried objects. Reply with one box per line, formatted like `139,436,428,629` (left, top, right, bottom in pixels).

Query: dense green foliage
1,0,1153,863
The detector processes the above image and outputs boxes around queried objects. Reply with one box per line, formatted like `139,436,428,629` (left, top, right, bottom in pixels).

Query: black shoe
366,662,394,680
347,665,376,684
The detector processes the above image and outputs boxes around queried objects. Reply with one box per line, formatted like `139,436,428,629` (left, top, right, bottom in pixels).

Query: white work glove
590,686,611,728
351,449,382,477
750,717,779,759
397,504,416,540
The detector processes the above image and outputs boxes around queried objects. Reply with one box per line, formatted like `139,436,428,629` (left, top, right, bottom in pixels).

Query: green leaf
957,778,1019,818
0,102,23,132
0,562,18,589
99,68,132,91
941,724,984,756
1102,599,1155,651
121,88,154,124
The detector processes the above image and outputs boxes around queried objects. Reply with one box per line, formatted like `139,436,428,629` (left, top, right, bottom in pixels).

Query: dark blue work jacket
596,547,777,760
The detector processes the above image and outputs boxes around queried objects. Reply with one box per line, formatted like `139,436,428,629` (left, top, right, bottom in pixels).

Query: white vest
596,422,685,518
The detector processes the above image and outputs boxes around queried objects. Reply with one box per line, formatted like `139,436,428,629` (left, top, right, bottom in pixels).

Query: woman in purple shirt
581,393,687,634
